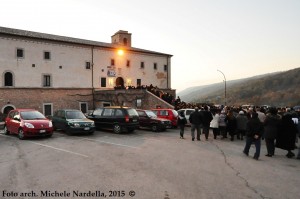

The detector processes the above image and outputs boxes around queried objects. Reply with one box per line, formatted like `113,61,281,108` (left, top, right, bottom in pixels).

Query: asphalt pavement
0,127,299,199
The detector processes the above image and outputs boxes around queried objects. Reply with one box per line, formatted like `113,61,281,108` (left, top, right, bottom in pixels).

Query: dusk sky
1,0,299,92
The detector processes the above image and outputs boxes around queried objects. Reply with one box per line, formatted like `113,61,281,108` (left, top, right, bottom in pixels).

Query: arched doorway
2,105,15,114
1,105,15,121
116,77,124,88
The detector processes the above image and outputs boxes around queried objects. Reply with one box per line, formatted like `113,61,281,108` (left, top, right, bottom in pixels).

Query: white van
177,109,195,125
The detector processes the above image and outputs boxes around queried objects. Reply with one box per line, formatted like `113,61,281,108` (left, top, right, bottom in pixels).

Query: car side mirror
13,116,20,121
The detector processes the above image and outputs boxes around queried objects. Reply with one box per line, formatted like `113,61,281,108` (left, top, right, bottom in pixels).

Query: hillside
177,68,300,107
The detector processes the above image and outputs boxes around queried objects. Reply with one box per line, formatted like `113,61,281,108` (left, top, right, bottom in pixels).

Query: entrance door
116,77,124,88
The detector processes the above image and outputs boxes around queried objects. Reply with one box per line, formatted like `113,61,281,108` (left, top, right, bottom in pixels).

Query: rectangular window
101,77,106,87
16,48,24,58
43,75,51,87
154,63,157,70
164,65,168,71
44,51,51,60
126,60,130,67
140,62,144,69
137,79,141,87
103,109,114,116
111,59,115,66
86,62,91,69
80,102,88,113
43,103,53,116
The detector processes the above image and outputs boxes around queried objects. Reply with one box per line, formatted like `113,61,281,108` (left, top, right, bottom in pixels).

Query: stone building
0,26,175,116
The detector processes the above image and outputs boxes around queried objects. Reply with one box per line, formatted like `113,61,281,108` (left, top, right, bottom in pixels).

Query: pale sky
1,0,299,92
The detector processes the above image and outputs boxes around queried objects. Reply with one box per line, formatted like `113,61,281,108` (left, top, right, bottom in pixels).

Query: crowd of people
178,105,300,161
114,84,175,105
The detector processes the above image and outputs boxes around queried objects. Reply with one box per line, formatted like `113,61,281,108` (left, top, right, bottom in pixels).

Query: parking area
0,127,299,199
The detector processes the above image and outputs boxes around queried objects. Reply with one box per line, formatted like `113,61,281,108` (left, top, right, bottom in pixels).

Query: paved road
0,128,299,199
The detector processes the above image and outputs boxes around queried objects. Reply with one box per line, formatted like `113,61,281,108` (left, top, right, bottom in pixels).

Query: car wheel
4,125,10,135
151,125,158,132
18,129,25,140
113,124,121,134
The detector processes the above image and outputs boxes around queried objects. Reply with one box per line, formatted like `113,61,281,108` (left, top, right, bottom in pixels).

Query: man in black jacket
200,106,213,140
189,107,202,141
243,112,264,160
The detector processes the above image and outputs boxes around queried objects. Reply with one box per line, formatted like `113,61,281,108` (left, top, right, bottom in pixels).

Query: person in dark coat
236,110,248,140
264,107,281,157
177,111,187,139
243,112,264,160
200,106,213,140
189,107,202,141
225,110,237,141
276,113,298,158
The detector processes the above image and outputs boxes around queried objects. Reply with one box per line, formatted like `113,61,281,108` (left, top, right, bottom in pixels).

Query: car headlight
49,121,53,128
24,122,34,128
68,122,80,127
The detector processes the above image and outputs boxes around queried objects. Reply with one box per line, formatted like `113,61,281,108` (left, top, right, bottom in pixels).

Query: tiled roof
0,26,172,56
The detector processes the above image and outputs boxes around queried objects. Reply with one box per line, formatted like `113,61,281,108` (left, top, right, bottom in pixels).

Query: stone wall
0,88,175,115
0,88,93,114
94,89,174,110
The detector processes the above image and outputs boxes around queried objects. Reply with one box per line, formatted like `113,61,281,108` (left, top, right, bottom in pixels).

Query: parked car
151,108,178,128
4,109,53,139
137,109,172,132
293,105,300,111
87,106,139,133
50,109,95,135
177,108,195,125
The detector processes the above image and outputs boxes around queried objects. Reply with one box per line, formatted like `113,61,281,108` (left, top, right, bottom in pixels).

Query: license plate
40,130,46,133
133,119,137,122
84,127,90,130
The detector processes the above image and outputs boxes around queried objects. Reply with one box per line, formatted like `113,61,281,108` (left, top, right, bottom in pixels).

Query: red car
151,108,178,128
4,109,53,139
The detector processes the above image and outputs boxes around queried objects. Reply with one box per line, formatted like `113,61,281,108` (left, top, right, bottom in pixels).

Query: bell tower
111,30,132,47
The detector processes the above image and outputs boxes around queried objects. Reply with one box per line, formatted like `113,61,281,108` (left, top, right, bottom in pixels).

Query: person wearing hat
236,110,248,140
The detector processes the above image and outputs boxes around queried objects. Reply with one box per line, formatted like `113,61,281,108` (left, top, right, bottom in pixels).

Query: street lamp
217,69,227,106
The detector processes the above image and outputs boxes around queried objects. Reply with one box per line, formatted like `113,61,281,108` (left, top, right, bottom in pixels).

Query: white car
177,109,195,125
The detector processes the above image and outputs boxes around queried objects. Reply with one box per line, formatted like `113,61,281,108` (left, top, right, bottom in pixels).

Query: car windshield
145,110,157,118
21,111,46,120
66,111,86,119
127,108,138,116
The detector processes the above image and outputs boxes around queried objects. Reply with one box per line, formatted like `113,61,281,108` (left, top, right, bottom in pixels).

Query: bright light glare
117,49,124,56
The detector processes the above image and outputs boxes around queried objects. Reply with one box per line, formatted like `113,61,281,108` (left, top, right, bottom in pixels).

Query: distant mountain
177,68,300,107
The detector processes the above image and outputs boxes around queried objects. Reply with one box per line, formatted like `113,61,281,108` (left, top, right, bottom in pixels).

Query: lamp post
217,69,226,106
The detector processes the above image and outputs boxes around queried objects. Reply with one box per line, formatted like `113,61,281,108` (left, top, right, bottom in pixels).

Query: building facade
0,27,173,115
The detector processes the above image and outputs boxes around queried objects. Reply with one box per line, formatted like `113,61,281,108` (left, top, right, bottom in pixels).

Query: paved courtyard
0,127,299,199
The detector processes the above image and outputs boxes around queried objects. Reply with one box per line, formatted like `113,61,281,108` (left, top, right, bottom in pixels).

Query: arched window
4,72,13,86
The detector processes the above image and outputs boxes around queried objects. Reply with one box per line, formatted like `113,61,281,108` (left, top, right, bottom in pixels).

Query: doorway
116,77,124,88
